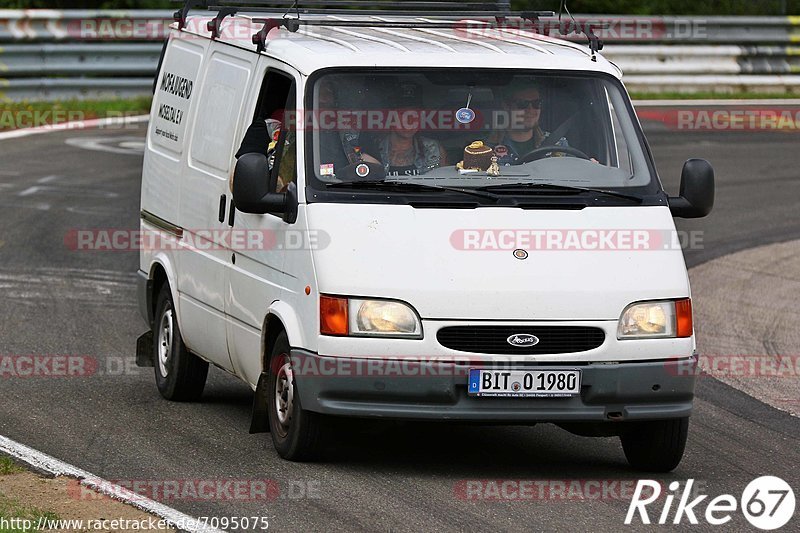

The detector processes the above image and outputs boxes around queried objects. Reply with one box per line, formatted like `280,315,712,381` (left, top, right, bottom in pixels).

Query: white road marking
119,141,146,151
0,268,137,305
17,186,43,197
65,205,121,216
36,175,60,184
65,137,146,156
0,434,226,533
16,185,118,199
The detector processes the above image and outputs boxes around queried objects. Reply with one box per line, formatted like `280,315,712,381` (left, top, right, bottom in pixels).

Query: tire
153,284,209,401
267,331,326,461
620,417,689,472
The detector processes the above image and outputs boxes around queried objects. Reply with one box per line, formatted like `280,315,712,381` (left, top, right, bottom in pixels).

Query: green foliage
0,97,152,131
0,458,22,476
0,494,59,533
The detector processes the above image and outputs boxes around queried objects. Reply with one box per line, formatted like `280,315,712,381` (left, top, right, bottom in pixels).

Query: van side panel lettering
159,71,194,100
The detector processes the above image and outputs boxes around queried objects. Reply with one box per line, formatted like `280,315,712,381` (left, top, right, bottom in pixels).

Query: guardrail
2,10,800,101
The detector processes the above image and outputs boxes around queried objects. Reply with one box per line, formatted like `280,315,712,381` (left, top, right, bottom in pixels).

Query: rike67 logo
626,477,795,530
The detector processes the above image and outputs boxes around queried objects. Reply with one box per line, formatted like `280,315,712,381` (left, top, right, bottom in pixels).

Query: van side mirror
668,158,714,218
232,153,297,223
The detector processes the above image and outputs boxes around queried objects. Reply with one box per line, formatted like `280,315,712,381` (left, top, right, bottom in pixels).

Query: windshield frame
302,67,665,206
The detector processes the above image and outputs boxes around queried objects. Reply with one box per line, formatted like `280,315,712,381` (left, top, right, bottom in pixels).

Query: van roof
177,12,622,77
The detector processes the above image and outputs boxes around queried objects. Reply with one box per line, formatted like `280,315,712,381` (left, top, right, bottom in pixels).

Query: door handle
218,195,226,223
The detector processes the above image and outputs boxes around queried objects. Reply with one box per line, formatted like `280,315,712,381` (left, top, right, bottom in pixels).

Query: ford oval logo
506,334,540,347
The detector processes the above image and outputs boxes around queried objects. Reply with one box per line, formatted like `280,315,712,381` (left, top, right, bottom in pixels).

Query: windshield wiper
325,180,499,202
476,182,643,203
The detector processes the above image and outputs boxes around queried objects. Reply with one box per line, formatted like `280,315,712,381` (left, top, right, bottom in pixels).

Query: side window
275,128,296,193
609,99,633,176
237,70,296,193
272,85,296,193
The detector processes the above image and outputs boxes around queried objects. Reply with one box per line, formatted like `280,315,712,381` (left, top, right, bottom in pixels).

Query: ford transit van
137,3,714,471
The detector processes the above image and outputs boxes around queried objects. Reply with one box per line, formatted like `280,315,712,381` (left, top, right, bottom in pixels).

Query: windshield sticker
320,163,335,176
355,163,370,178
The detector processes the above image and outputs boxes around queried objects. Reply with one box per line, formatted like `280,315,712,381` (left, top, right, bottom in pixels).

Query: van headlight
617,299,692,339
320,295,422,338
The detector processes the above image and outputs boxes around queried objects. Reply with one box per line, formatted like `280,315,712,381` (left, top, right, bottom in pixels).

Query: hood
306,203,689,321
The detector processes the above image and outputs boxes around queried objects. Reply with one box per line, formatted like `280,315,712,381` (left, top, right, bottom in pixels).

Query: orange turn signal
320,295,348,336
675,298,693,338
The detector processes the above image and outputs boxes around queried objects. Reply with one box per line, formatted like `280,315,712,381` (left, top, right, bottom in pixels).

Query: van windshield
302,69,657,199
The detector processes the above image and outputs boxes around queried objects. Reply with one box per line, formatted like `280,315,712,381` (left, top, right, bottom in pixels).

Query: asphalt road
0,124,798,532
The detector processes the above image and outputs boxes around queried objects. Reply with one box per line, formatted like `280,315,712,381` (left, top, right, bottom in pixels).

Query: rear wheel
267,331,326,460
620,417,689,472
153,285,209,401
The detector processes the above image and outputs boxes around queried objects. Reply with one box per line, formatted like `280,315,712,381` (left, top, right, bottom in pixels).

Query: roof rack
172,0,605,59
174,0,554,25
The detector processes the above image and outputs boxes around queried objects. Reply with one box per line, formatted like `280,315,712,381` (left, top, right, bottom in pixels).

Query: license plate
468,368,581,398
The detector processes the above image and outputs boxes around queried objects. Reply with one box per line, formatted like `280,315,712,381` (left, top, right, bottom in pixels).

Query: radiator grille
436,325,605,355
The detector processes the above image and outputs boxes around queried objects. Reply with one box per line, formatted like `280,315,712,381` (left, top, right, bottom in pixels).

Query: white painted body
140,12,694,391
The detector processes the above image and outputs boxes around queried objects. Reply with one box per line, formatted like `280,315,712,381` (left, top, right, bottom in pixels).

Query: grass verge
0,97,152,131
0,457,59,533
0,458,22,477
0,494,59,533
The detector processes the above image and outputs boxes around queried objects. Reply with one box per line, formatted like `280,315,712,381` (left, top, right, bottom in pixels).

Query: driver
489,82,568,166
316,78,380,174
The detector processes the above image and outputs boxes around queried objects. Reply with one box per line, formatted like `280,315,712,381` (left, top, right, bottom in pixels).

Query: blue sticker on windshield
456,107,475,124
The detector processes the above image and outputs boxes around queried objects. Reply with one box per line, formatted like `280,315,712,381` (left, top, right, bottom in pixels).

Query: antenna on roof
557,0,603,61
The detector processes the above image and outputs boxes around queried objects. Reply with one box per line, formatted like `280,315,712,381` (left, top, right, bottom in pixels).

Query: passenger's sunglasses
510,98,543,110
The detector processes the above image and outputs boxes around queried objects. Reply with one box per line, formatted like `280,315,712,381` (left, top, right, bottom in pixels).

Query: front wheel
620,417,689,472
153,285,209,401
267,332,326,461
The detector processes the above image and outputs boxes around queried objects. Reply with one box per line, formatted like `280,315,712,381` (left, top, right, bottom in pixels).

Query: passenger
490,82,568,166
236,79,378,182
378,84,447,177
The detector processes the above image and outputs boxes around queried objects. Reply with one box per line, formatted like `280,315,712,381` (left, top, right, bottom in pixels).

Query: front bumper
291,350,698,422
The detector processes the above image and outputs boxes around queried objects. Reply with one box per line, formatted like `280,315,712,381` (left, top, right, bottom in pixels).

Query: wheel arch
146,254,179,328
251,301,305,435
261,300,306,372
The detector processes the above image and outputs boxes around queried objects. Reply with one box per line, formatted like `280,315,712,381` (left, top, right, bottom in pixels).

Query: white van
136,3,714,472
